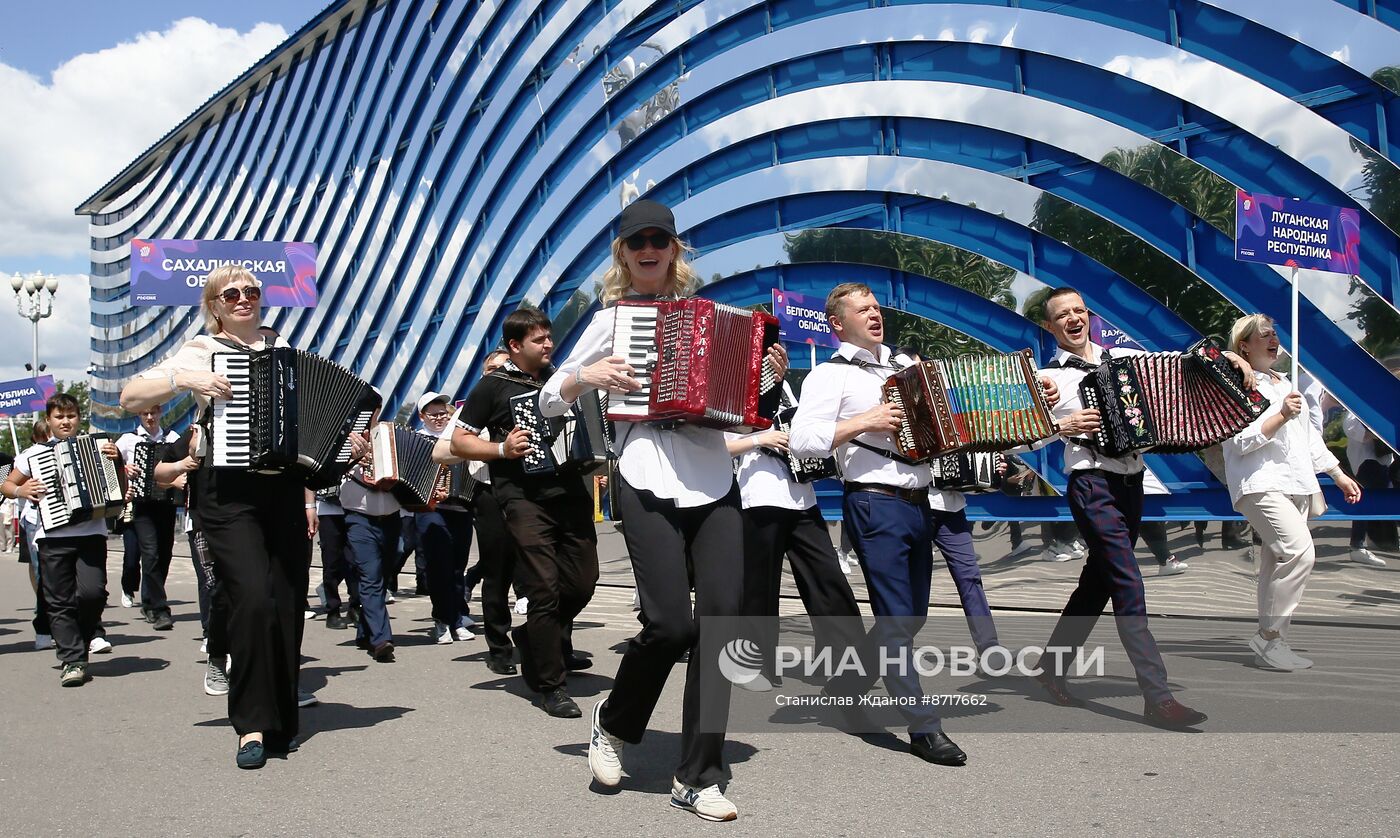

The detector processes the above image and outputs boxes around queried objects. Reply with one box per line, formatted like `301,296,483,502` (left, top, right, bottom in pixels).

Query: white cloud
0,17,288,263
0,273,93,386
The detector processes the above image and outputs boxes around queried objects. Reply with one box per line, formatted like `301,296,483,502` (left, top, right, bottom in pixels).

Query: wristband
304,503,316,509
167,370,179,392
497,441,506,458
574,367,584,387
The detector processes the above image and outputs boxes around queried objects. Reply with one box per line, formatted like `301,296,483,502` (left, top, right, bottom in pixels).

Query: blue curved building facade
79,0,1400,519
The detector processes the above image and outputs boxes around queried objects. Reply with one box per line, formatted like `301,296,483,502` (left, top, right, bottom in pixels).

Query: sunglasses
219,285,262,304
624,232,673,251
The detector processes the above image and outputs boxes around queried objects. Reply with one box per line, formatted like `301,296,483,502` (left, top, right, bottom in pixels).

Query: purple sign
1235,191,1361,274
0,375,56,417
772,289,839,349
1089,314,1144,351
129,239,320,307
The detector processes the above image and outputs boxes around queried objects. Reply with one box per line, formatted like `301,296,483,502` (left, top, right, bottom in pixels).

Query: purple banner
772,289,840,348
1089,314,1144,351
129,239,319,307
1235,191,1361,274
0,375,56,416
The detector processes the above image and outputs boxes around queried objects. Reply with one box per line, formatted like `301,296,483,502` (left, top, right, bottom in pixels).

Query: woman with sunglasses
540,200,786,822
121,265,355,769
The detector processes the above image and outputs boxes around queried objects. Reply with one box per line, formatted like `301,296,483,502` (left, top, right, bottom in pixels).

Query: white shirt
446,405,490,485
1222,371,1339,504
540,305,734,507
338,463,401,516
1038,343,1147,476
1343,412,1393,469
789,342,946,496
727,431,816,511
14,442,111,541
116,425,180,463
1297,370,1326,440
137,332,289,416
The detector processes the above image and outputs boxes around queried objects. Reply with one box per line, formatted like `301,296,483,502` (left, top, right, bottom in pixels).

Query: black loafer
152,612,175,631
486,655,518,676
563,653,593,672
1034,671,1085,707
910,731,967,766
541,687,582,718
236,740,266,769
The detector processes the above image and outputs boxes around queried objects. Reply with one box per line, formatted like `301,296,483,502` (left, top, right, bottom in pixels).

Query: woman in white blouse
1222,314,1361,671
540,199,784,822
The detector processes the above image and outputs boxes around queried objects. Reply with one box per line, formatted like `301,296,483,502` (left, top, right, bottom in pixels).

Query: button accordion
1078,338,1269,458
29,435,127,530
609,298,782,431
932,451,1003,493
434,462,478,506
884,350,1057,463
366,423,443,509
210,347,380,486
129,440,185,505
510,387,610,476
770,405,838,483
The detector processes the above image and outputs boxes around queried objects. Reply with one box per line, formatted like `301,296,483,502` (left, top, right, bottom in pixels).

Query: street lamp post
10,271,59,376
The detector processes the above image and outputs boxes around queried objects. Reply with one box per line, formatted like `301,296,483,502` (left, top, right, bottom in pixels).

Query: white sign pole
6,416,18,453
1291,265,1300,403
810,343,816,371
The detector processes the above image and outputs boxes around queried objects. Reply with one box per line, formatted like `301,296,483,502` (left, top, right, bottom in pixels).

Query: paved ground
1,522,1397,835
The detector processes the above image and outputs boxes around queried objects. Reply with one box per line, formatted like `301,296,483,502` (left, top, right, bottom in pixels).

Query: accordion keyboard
612,304,659,420
212,354,253,467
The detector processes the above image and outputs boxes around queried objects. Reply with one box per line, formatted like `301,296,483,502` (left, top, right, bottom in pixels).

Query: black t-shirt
160,428,199,528
459,368,588,502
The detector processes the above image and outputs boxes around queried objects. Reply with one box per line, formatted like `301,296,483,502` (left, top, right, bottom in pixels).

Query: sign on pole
772,289,840,349
0,375,56,418
130,239,320,307
1089,314,1144,352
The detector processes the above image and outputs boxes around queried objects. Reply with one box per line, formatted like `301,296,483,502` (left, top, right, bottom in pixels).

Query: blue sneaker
669,778,738,822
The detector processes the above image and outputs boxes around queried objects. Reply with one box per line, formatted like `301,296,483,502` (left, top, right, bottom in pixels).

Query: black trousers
1350,459,1399,550
39,535,108,664
132,501,177,612
417,507,473,628
386,514,415,593
501,488,599,692
120,525,140,595
741,504,862,677
317,514,358,613
468,485,517,659
602,477,743,790
198,470,308,739
188,530,229,657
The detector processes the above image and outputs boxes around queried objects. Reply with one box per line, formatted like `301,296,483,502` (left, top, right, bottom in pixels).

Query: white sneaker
1068,541,1087,560
304,610,316,620
588,700,625,787
670,779,738,822
433,622,455,645
200,638,208,654
453,623,475,642
1041,545,1073,562
1249,633,1301,671
297,690,319,708
204,656,229,696
386,591,396,604
34,634,53,651
734,673,773,693
514,596,529,616
89,636,113,654
631,590,641,611
1278,640,1313,670
837,549,854,575
120,592,135,608
1158,558,1188,576
1350,548,1387,568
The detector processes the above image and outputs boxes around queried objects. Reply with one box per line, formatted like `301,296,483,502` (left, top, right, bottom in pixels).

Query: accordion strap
822,351,922,466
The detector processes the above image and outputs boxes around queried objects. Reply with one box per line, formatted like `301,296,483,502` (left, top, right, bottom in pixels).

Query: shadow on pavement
553,731,759,795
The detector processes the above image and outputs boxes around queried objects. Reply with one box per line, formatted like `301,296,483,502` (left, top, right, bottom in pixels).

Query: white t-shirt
14,441,111,541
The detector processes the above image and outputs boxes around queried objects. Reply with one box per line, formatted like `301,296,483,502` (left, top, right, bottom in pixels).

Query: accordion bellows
610,298,781,431
29,435,127,530
885,350,1057,462
130,440,184,505
1079,338,1269,457
367,423,442,508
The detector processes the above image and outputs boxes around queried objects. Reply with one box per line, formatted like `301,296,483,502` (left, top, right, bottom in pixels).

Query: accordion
435,462,478,506
510,386,610,476
129,440,184,505
210,347,380,486
29,435,127,531
884,350,1056,463
932,451,1003,493
1078,338,1269,457
366,423,443,509
609,298,781,431
770,405,838,483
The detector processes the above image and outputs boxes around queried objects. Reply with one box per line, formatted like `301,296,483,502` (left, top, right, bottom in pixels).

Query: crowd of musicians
0,197,1380,822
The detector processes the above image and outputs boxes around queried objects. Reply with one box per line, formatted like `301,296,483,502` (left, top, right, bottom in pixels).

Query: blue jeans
931,508,999,651
415,508,473,629
344,511,401,648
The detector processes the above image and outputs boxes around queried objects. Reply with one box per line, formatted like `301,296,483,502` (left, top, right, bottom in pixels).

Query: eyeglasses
219,285,262,304
624,232,673,251
422,410,451,420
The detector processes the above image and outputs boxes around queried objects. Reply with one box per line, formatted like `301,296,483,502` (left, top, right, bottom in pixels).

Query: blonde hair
1228,313,1274,358
201,265,258,333
598,236,700,306
825,282,875,321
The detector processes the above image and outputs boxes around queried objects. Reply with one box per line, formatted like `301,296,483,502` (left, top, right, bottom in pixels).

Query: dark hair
502,306,552,349
30,418,49,443
1044,287,1082,308
896,344,922,361
45,393,80,418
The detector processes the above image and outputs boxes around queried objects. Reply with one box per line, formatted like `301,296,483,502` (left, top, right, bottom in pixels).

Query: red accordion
609,298,781,431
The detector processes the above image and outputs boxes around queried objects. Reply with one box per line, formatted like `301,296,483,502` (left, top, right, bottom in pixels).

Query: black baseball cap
618,199,677,239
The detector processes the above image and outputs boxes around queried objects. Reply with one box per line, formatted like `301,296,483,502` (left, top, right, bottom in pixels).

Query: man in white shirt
1032,287,1242,729
1343,411,1394,566
789,282,967,767
116,404,182,630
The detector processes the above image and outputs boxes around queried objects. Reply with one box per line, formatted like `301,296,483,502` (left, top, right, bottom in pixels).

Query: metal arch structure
78,0,1399,520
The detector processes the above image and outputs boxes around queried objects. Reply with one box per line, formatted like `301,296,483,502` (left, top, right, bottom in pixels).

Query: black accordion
29,435,127,530
1078,338,1269,457
770,405,838,483
510,387,609,476
435,462,478,506
129,440,184,505
609,298,781,431
210,347,380,487
884,349,1057,463
932,451,1003,493
366,423,442,509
